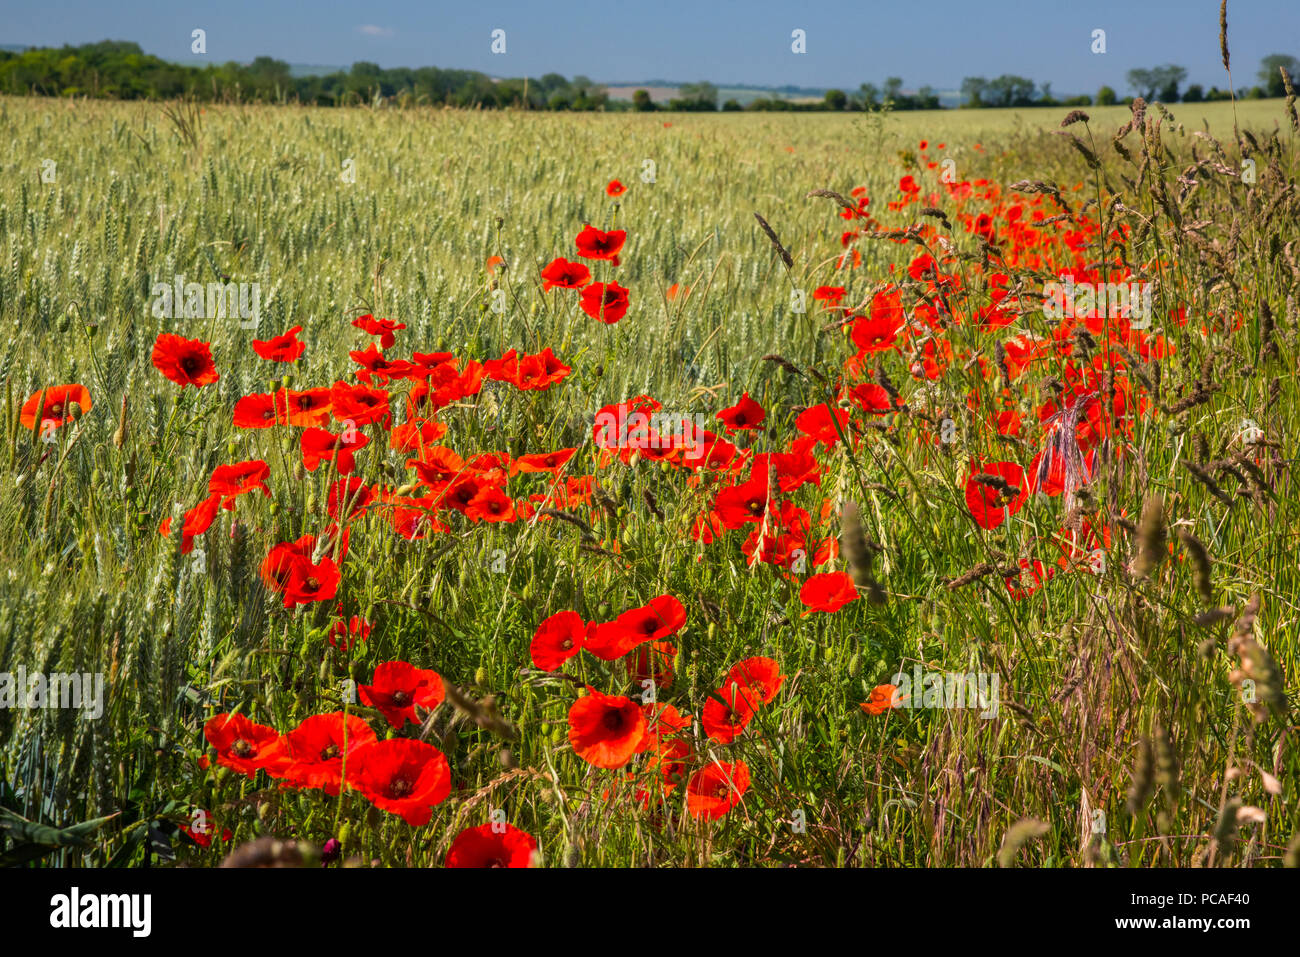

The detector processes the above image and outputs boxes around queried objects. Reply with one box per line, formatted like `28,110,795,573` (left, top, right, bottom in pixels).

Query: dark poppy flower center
602,709,626,731
640,619,658,636
714,784,728,799
181,355,202,375
320,744,341,761
389,776,413,798
48,403,64,417
230,738,253,758
560,638,573,650
391,689,412,707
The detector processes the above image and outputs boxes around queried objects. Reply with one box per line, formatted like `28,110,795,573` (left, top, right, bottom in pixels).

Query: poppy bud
322,838,342,864
337,822,352,847
848,653,862,677
474,666,488,687
707,622,717,642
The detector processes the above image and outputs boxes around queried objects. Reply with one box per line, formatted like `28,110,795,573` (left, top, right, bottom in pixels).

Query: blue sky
5,0,1297,92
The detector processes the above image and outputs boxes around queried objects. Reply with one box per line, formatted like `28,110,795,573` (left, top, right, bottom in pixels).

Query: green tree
632,89,655,111
1126,64,1186,102
960,76,988,108
823,88,847,110
1096,85,1118,105
1258,54,1300,97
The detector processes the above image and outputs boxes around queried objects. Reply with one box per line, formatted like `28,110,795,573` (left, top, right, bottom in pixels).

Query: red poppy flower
574,224,626,264
579,281,630,324
180,811,232,848
281,555,341,608
326,477,373,520
530,610,586,671
158,493,222,554
278,387,333,427
568,688,648,768
847,383,892,415
203,712,282,779
252,325,305,362
208,460,271,510
331,381,391,429
276,712,376,795
725,656,785,704
232,392,284,429
716,392,766,432
860,684,902,715
606,179,627,198
390,418,448,452
21,384,92,430
712,477,769,528
259,535,316,592
152,333,219,388
328,614,372,650
1003,553,1056,600
585,594,686,661
511,448,576,476
513,351,571,391
407,446,466,487
446,822,538,868
540,257,592,290
812,285,846,307
437,475,483,514
799,570,858,614
702,684,757,743
964,461,1028,530
851,314,902,354
352,314,407,349
350,343,413,385
301,426,370,474
388,497,448,540
359,660,445,729
686,760,750,819
345,738,451,826
795,404,851,448
626,640,675,690
465,485,517,523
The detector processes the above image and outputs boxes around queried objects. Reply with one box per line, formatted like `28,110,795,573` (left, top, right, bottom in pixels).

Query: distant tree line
0,41,611,109
1,41,1295,111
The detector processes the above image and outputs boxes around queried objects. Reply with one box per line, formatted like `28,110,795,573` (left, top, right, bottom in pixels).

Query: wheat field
0,92,1296,868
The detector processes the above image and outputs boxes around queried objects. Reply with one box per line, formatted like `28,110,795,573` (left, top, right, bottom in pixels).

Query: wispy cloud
356,25,395,38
